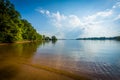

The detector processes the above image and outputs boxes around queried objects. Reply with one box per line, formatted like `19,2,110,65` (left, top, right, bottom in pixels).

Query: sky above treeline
10,0,120,39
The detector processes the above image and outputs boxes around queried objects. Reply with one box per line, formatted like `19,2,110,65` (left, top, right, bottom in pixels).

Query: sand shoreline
0,60,91,80
20,62,91,80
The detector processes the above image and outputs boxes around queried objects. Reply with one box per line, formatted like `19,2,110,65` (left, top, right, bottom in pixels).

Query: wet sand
12,64,74,80
0,59,90,80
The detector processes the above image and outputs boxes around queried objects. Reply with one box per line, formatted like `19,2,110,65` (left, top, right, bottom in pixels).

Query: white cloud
68,15,81,28
37,9,82,29
37,2,120,38
38,9,51,16
46,10,50,15
51,11,66,28
112,2,120,8
40,9,45,14
84,10,113,22
114,14,120,20
97,10,113,17
50,11,83,29
80,24,118,38
52,11,66,22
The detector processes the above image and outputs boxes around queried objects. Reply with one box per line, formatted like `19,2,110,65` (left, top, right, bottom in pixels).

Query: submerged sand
0,59,90,80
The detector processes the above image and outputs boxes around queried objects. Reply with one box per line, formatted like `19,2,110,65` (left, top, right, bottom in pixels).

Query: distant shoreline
76,36,120,41
0,38,120,45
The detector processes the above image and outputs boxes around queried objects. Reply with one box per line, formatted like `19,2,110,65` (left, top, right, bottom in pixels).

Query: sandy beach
0,58,90,80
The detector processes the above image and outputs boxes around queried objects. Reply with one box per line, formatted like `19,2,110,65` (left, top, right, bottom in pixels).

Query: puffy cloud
68,15,81,28
37,2,120,38
37,9,82,29
114,14,120,20
52,11,66,22
46,10,50,15
84,10,113,22
52,13,81,29
112,2,120,8
38,9,50,16
40,9,45,14
51,11,66,28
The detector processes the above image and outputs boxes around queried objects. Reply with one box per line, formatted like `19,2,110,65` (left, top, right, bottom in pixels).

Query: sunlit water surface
0,40,120,80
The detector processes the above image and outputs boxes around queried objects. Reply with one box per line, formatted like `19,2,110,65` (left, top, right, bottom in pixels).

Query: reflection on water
33,40,120,80
0,42,42,60
0,42,43,80
0,40,120,80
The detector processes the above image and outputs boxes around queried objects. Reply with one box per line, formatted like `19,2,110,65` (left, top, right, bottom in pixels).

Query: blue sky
10,0,120,39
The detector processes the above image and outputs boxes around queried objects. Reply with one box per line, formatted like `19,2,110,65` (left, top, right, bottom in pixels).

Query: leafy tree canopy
0,0,42,42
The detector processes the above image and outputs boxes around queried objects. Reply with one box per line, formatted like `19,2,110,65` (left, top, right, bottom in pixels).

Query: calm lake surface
0,40,120,80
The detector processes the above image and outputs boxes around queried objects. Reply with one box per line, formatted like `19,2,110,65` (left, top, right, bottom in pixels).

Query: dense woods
0,0,43,42
76,36,120,41
116,36,120,41
0,0,57,43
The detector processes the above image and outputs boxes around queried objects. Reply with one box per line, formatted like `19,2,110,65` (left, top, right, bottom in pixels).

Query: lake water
0,40,120,80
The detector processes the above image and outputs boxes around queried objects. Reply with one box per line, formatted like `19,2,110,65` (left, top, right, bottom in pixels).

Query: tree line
0,0,57,43
76,36,120,41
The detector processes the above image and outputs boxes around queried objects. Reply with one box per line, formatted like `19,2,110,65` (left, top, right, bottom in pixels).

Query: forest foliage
0,0,56,43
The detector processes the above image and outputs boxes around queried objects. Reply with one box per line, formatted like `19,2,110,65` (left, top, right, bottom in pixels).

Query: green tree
0,0,42,42
21,19,42,41
116,36,120,41
45,37,51,41
51,36,57,40
0,0,22,42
